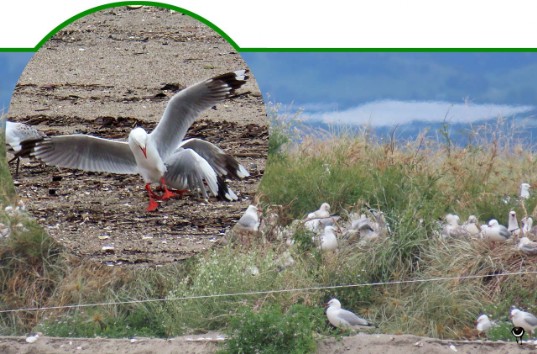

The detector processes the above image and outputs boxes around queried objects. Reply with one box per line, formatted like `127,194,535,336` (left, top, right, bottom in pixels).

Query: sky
0,53,34,114
242,52,537,129
3,51,537,134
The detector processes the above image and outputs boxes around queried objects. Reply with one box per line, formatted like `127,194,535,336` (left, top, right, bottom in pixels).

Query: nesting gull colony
228,181,537,337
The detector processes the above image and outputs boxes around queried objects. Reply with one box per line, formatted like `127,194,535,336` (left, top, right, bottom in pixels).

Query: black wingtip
216,175,239,201
212,70,249,93
15,137,46,159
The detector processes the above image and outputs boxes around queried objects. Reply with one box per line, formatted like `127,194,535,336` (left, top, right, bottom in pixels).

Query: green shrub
221,304,324,354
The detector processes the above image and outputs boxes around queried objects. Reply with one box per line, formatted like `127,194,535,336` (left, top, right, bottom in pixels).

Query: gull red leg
145,183,160,211
159,177,178,201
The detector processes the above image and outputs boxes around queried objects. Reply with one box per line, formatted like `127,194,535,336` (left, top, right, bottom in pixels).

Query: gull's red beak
140,146,147,158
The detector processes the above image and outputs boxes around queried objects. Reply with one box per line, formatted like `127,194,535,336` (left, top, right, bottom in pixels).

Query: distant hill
299,113,537,149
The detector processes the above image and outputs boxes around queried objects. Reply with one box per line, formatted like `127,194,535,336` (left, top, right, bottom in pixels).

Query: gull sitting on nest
462,215,481,237
481,219,511,242
345,210,388,243
517,237,537,255
304,203,332,231
314,225,338,251
441,213,469,239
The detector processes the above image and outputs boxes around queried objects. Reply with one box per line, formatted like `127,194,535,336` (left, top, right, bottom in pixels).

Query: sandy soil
7,6,267,266
0,333,532,354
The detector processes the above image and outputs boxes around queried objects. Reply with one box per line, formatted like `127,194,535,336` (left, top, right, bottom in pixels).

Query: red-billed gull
5,120,47,176
304,203,332,231
441,213,470,239
517,237,537,255
29,71,249,211
25,332,41,343
510,307,537,337
306,203,330,219
481,219,511,242
475,314,493,335
508,210,521,237
522,216,537,238
462,215,481,237
325,298,375,330
316,225,338,251
237,205,261,232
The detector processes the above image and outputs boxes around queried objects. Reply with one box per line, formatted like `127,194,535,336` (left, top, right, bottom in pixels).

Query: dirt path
7,6,267,266
0,333,531,354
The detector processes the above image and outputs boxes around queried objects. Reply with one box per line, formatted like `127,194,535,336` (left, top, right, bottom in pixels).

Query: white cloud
302,100,535,127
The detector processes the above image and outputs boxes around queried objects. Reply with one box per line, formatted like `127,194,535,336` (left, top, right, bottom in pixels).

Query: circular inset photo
7,6,268,266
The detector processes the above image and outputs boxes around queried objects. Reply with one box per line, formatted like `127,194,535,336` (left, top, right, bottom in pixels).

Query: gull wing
6,121,47,154
338,309,374,327
31,135,138,174
180,138,249,179
149,70,248,161
523,312,537,327
163,148,218,199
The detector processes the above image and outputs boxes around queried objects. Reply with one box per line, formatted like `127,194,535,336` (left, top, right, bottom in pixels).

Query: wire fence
2,269,536,314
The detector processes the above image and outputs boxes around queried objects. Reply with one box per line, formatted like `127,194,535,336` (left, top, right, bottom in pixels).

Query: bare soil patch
7,6,267,266
0,333,530,354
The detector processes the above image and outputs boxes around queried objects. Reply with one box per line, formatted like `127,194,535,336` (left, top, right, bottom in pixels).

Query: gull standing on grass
236,205,261,232
475,314,493,336
508,211,521,237
325,298,375,330
5,120,47,176
28,71,249,211
510,307,537,337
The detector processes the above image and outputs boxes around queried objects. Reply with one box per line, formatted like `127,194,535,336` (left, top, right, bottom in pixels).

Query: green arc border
1,1,536,53
0,1,238,52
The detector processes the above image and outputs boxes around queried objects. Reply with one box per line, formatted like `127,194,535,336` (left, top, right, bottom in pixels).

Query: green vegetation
221,304,326,354
2,113,537,351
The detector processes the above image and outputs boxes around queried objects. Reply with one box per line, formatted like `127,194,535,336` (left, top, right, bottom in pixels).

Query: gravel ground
7,6,268,266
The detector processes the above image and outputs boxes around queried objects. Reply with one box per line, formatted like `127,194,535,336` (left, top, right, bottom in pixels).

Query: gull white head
326,298,342,309
476,314,489,322
128,127,149,158
488,219,499,227
445,213,460,226
246,205,259,214
320,203,330,213
475,314,492,333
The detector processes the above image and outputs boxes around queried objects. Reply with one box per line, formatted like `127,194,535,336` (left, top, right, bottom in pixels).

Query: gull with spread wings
29,70,250,211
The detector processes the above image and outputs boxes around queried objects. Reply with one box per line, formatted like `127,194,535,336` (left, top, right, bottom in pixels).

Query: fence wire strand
1,269,536,314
